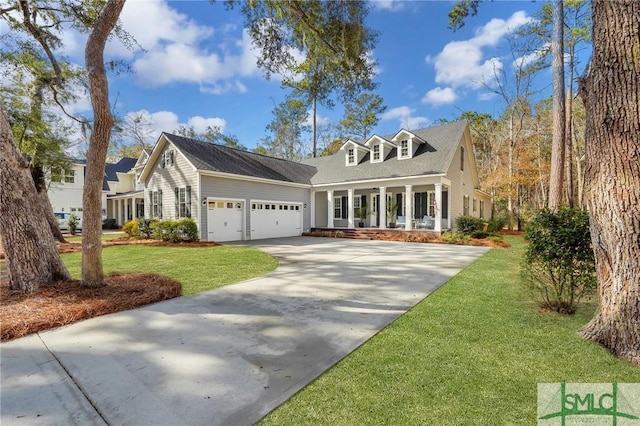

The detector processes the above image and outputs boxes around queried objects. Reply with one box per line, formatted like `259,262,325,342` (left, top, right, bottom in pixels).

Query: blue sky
48,0,552,152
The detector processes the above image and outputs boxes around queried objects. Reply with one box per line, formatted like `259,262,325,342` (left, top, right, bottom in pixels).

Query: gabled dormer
364,135,394,163
340,139,368,167
391,129,426,160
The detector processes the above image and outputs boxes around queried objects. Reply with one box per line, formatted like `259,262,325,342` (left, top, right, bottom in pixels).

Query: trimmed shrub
138,218,158,239
486,217,507,233
151,218,199,242
102,218,117,229
455,215,485,235
441,231,470,244
470,230,491,239
68,214,79,235
122,219,140,237
522,208,596,314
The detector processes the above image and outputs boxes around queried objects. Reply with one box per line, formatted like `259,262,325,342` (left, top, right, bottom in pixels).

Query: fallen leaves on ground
0,273,181,341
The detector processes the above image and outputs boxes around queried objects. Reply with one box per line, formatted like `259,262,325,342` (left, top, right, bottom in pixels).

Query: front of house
138,120,491,242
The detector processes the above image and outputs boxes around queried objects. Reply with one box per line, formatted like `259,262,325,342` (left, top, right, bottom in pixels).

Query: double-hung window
64,169,75,183
174,186,192,218
347,148,355,165
151,190,163,218
373,145,380,161
400,140,409,158
463,195,469,216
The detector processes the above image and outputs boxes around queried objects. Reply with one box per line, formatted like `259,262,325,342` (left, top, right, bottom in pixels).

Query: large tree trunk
548,0,566,211
0,106,71,291
81,0,125,287
579,0,640,366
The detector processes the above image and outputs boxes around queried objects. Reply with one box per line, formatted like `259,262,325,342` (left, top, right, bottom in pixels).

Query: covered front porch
106,191,144,226
310,177,451,233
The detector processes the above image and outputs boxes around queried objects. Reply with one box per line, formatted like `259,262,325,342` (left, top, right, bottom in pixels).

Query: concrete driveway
1,237,488,426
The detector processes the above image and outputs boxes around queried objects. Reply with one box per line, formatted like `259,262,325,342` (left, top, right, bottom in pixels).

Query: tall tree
236,0,379,157
260,97,310,161
81,0,126,287
578,0,640,366
0,105,71,291
547,0,565,211
173,124,246,150
340,93,386,140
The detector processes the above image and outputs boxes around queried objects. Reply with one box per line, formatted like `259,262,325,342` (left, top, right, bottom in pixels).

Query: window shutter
186,186,191,218
148,191,152,217
158,189,163,219
161,153,165,168
396,193,403,216
174,187,179,217
361,195,367,208
341,196,348,219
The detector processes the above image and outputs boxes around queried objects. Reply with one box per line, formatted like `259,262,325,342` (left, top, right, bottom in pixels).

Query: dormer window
347,148,355,165
373,145,380,161
400,140,409,158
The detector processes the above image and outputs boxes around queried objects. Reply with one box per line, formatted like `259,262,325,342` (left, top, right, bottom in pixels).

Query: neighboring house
139,120,492,242
47,154,145,226
104,151,149,225
48,160,86,219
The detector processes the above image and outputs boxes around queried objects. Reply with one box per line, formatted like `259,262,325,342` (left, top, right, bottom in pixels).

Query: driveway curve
1,237,488,426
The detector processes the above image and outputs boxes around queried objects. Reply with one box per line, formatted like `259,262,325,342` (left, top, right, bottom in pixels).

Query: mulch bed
0,273,181,342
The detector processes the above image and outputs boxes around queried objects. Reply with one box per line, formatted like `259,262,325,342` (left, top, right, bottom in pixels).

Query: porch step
308,228,439,240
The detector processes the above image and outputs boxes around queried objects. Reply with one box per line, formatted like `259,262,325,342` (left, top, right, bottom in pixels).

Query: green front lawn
61,244,277,295
260,236,640,425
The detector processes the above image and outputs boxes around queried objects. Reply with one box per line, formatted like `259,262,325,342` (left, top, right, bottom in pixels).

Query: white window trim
399,139,410,159
372,144,381,162
334,196,343,219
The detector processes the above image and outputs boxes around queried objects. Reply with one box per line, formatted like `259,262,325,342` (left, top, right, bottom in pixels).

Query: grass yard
259,236,640,425
61,244,277,295
65,232,126,242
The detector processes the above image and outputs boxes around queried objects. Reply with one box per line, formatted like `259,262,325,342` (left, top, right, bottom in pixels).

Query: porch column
379,186,386,229
124,199,130,222
132,197,137,220
310,190,315,228
347,188,354,228
434,183,443,232
327,190,334,228
117,199,122,225
405,185,413,230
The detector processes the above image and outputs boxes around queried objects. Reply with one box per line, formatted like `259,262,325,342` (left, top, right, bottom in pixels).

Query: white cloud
426,11,534,90
124,110,226,139
381,106,429,129
371,0,406,12
422,87,458,106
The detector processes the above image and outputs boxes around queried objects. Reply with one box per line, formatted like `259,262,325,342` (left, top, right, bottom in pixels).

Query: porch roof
301,120,465,185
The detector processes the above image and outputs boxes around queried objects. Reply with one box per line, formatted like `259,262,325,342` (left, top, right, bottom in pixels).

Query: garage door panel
207,199,244,242
251,201,302,240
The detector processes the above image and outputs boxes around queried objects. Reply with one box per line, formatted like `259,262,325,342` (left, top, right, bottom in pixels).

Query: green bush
441,231,470,244
522,208,596,314
151,218,199,242
486,217,507,233
470,230,491,239
138,218,157,239
122,219,139,237
455,215,485,235
68,214,79,235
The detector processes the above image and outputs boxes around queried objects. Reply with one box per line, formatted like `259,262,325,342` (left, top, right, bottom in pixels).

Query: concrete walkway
1,237,488,426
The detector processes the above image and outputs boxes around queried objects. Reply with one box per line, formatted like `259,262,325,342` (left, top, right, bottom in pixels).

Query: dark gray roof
163,133,317,185
103,157,136,190
301,120,467,185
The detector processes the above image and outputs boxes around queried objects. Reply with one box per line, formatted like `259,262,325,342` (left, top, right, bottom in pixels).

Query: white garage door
250,201,302,240
207,199,244,242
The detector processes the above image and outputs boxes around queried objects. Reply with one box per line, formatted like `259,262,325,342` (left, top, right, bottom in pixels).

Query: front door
371,194,380,227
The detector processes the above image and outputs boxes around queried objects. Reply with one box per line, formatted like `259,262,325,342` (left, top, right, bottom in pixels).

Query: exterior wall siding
144,142,198,227
199,174,311,240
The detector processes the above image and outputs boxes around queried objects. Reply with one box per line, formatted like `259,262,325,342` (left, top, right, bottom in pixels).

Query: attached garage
250,200,303,240
206,199,244,242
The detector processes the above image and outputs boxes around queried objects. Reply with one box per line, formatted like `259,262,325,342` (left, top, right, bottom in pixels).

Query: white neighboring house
47,151,149,229
47,160,86,228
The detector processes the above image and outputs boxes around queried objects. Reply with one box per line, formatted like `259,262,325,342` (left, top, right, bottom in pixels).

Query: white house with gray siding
139,120,491,242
